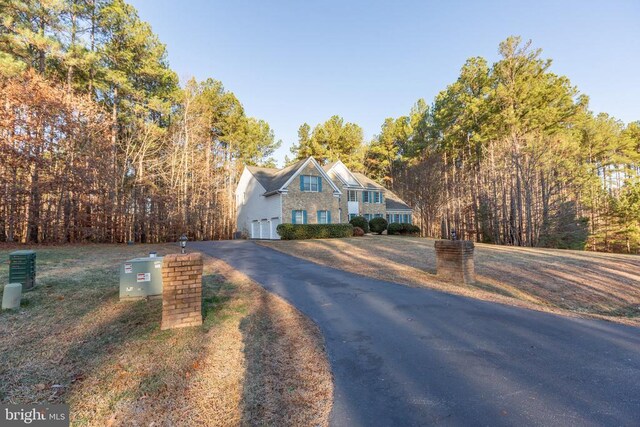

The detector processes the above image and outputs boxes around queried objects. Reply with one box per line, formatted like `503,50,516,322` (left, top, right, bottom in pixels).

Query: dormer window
300,175,322,192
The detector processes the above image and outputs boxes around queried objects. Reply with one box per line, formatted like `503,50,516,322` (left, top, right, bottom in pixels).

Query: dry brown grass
258,236,640,326
0,244,332,426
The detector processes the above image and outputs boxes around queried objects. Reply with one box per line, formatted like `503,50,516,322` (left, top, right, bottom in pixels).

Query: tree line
0,0,279,243
2,2,637,252
289,38,639,253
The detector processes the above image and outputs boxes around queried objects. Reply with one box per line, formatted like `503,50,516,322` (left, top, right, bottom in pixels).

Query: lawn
259,236,640,326
0,244,332,426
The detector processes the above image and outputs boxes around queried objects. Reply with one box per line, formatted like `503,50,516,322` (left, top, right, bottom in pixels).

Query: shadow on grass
239,290,332,426
65,271,245,425
265,236,640,322
239,291,287,424
0,260,246,425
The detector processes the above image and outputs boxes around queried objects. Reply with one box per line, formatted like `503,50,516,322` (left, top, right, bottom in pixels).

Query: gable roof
247,158,307,195
323,160,364,188
246,157,341,197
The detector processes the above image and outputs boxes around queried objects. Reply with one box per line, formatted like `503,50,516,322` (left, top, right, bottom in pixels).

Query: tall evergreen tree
290,115,364,170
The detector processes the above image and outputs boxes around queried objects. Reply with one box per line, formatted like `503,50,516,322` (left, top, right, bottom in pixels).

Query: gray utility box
119,257,163,299
9,250,36,291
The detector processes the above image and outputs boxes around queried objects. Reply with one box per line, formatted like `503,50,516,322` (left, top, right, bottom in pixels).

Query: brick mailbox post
434,240,475,284
161,252,203,330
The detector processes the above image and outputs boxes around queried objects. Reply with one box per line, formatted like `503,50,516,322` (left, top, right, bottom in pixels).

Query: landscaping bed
0,245,332,426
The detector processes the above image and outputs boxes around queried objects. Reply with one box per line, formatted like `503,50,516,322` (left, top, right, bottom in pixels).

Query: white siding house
235,167,282,239
235,157,413,239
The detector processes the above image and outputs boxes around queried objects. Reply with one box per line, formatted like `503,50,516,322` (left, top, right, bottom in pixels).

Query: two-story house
235,157,413,239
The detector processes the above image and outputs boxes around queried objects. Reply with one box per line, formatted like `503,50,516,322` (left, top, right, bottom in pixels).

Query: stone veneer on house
281,163,340,224
335,185,385,220
161,252,203,330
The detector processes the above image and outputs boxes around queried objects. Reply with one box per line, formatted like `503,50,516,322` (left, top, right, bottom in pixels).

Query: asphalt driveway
194,241,640,426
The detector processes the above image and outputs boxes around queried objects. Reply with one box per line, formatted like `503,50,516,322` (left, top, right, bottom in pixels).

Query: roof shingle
247,158,308,195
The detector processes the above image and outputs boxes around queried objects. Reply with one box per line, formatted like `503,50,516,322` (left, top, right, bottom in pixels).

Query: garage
260,219,269,239
270,217,281,239
251,221,259,239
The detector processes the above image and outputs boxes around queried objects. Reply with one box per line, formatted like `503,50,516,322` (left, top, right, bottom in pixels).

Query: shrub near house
353,227,365,237
388,223,420,235
277,224,354,240
369,217,388,234
349,216,369,233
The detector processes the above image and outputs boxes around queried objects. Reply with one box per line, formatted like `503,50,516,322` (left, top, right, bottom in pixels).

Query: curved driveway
194,241,640,426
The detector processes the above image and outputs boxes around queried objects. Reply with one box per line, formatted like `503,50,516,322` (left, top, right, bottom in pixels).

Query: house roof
352,172,412,211
323,161,338,171
384,189,413,211
352,172,385,190
247,158,307,195
323,160,364,188
247,157,342,196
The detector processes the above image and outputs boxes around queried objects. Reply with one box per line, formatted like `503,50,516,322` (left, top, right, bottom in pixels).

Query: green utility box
119,256,163,300
9,250,36,291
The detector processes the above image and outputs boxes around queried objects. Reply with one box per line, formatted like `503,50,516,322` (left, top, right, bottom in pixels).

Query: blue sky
129,0,640,166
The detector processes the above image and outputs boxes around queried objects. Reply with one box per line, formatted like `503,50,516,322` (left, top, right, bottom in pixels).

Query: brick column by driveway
161,253,203,330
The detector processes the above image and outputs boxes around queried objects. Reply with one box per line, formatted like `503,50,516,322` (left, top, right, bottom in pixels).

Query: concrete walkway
194,240,640,426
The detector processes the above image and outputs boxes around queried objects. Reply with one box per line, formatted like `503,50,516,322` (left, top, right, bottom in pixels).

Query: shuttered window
292,210,307,224
300,175,321,192
317,210,331,224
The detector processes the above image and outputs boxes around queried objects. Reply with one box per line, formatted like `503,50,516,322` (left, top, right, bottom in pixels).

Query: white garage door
260,220,269,239
270,217,281,239
251,221,259,239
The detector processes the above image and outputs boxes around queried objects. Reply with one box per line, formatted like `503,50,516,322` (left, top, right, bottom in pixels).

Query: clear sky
129,0,640,166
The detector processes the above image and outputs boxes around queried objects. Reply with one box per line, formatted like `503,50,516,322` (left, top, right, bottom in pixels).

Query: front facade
235,157,413,239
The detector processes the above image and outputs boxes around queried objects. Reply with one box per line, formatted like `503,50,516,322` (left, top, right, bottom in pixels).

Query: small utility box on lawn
119,256,163,300
9,250,36,291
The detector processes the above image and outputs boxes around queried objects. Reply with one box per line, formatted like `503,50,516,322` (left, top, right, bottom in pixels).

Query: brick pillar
434,240,475,284
161,253,203,330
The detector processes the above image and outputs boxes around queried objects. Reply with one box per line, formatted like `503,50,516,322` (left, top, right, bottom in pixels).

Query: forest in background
289,38,640,253
0,0,279,243
1,2,639,252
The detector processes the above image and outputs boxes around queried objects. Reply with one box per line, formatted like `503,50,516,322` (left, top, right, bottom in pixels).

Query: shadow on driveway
194,240,640,426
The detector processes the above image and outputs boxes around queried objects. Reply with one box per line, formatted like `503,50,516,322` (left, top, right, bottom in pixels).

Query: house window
364,213,372,221
374,213,383,218
348,190,358,202
363,191,382,204
349,213,357,220
292,210,307,224
317,210,331,224
300,175,321,192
